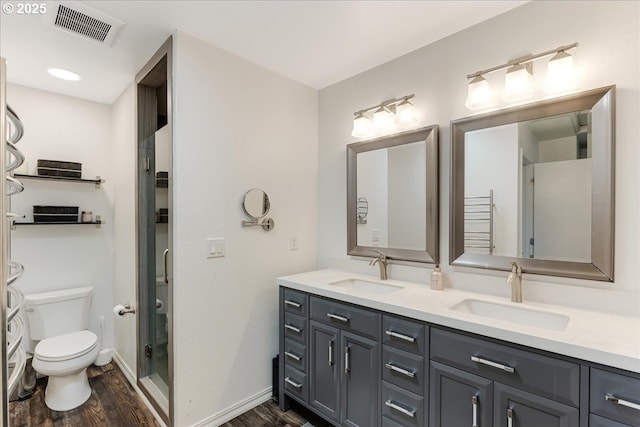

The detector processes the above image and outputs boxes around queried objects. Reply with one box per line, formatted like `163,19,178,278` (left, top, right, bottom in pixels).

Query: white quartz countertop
277,269,640,373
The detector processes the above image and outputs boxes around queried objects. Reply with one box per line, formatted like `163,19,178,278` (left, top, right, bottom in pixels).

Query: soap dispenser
430,265,443,290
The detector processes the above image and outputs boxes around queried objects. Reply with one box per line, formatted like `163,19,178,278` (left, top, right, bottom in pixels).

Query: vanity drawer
383,314,426,355
590,414,633,427
283,288,308,316
284,365,308,403
590,368,640,427
430,328,580,407
283,338,306,373
382,381,425,427
382,416,406,427
310,296,379,340
283,312,307,345
382,345,425,396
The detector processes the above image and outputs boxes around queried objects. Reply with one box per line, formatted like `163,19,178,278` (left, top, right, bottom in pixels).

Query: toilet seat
35,330,98,362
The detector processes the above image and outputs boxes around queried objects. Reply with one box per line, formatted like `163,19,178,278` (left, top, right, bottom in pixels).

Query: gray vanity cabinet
308,296,381,427
589,368,640,427
309,320,340,422
429,361,493,427
494,382,579,427
429,327,579,427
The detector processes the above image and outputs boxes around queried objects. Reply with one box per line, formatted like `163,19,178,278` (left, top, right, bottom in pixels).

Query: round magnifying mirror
242,188,270,219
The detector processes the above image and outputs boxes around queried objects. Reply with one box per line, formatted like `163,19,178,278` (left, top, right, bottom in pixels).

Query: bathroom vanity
277,270,640,427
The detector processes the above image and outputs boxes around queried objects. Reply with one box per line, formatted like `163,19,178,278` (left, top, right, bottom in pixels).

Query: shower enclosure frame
135,36,174,426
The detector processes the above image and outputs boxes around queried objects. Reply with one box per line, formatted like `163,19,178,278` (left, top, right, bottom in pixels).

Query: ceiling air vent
45,2,125,47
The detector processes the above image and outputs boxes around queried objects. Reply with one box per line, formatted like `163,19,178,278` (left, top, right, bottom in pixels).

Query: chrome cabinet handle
284,377,302,389
328,340,334,366
606,394,640,411
385,330,416,343
284,324,302,334
327,312,350,323
162,249,169,284
284,351,301,361
345,346,351,374
471,356,515,373
385,400,416,418
385,362,416,378
284,299,302,308
507,408,514,427
472,395,479,427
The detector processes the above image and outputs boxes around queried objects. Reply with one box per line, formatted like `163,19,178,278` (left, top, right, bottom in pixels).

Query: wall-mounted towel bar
464,189,494,254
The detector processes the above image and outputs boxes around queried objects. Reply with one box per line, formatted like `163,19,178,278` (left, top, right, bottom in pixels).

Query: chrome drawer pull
284,351,301,361
472,395,479,427
284,299,302,308
385,362,416,378
606,394,640,411
328,340,334,366
471,356,515,373
385,330,416,343
385,400,416,418
327,313,350,323
507,408,514,427
345,346,351,374
284,324,302,334
284,377,302,389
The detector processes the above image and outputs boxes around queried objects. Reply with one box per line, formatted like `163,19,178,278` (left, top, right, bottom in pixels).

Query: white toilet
24,286,99,411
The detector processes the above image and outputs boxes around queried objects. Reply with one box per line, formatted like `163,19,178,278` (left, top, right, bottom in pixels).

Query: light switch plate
207,237,225,258
289,234,298,250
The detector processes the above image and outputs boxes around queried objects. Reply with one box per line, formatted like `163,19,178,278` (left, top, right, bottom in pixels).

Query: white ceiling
0,1,528,105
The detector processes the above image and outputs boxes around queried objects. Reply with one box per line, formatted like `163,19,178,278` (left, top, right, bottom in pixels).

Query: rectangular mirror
450,86,614,281
347,125,439,263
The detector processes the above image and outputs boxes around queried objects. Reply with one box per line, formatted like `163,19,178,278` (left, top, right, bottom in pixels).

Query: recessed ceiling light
47,68,81,81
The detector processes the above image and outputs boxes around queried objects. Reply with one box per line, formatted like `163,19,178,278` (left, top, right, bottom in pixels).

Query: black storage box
33,205,79,223
37,159,82,179
156,171,168,188
156,208,169,223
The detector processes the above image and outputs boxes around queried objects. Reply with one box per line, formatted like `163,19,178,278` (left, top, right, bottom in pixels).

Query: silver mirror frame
242,188,271,219
450,86,615,281
347,125,439,263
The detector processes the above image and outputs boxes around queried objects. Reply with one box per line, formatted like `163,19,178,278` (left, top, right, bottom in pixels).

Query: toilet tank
24,286,93,340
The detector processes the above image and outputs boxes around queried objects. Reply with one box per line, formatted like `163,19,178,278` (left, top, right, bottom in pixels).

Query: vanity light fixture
502,63,533,102
464,42,578,110
351,94,416,138
544,50,576,94
464,75,494,110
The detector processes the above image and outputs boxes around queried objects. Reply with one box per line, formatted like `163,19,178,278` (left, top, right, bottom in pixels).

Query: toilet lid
35,330,98,362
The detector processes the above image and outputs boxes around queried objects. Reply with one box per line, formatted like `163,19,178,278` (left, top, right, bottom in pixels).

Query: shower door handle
163,248,169,284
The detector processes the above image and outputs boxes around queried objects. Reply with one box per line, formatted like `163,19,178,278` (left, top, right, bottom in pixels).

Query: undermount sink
328,279,404,294
450,299,570,331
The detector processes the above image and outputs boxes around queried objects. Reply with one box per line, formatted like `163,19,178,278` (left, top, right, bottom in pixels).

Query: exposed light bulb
373,106,395,133
503,63,533,102
544,51,576,94
351,112,373,138
465,75,495,110
395,99,418,125
48,68,81,81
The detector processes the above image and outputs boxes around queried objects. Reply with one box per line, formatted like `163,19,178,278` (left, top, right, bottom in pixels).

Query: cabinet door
494,383,578,427
430,361,493,427
309,320,340,422
341,331,380,427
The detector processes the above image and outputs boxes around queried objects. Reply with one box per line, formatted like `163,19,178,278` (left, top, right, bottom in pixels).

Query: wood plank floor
221,400,333,427
9,362,161,427
10,361,330,427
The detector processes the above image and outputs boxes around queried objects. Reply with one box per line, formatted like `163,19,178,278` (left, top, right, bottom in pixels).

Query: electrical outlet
289,234,298,250
207,237,225,258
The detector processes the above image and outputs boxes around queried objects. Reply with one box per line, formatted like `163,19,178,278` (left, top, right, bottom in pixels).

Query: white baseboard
189,387,273,427
112,350,167,427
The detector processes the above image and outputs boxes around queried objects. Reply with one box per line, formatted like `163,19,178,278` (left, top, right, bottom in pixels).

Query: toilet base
44,368,92,411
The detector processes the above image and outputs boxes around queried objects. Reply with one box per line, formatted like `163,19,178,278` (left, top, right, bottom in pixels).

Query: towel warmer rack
2,56,27,420
464,189,494,254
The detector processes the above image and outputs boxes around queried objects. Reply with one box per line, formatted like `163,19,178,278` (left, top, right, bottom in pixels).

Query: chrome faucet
507,261,523,303
369,250,389,280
